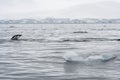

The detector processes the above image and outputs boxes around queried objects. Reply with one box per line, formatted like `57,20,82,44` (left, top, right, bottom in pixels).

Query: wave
1,37,120,43
17,38,112,42
63,52,116,62
73,31,88,34
60,38,114,42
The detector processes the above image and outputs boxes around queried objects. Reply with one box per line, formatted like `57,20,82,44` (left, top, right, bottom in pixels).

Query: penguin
11,34,22,40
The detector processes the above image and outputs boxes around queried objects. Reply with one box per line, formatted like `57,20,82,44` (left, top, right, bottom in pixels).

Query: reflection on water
64,62,82,74
0,24,120,80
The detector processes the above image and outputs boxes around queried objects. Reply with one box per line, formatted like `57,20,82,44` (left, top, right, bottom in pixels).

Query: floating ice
63,52,116,62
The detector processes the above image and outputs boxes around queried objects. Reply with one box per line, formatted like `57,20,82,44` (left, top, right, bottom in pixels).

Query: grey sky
0,0,120,19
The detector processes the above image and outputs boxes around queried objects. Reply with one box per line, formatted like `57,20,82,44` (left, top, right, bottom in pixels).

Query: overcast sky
0,0,120,19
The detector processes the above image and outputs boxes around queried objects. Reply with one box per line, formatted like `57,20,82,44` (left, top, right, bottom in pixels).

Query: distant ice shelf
0,18,120,24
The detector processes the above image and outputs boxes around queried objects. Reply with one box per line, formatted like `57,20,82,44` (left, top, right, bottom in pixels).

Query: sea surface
0,24,120,80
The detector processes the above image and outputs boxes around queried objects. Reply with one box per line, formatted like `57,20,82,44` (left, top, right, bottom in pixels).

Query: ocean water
0,24,120,80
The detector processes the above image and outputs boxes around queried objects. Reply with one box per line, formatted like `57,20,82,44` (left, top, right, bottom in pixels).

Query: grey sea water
0,24,120,80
